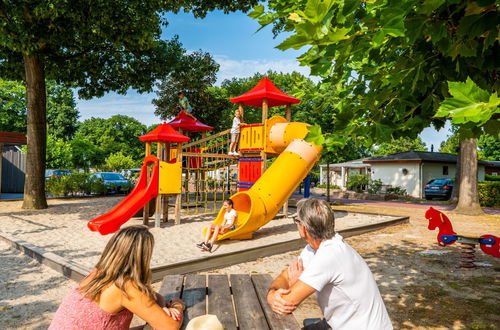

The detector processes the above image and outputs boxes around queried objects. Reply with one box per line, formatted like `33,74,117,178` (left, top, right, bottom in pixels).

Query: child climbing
197,199,237,252
178,91,196,120
228,109,243,156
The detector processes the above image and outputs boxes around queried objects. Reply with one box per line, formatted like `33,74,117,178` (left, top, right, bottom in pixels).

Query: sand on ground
0,197,499,329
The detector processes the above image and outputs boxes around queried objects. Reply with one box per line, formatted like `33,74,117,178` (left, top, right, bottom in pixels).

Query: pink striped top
49,286,133,330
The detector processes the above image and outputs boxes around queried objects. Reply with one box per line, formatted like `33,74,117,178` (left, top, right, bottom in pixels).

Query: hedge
45,173,121,197
478,181,500,207
485,174,500,181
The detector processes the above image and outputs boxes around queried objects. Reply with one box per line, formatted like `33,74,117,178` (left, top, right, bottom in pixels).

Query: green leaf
435,77,500,126
258,13,276,26
248,5,265,19
305,124,325,146
342,0,362,16
304,0,336,23
276,34,312,50
419,0,446,15
380,8,406,37
372,31,386,46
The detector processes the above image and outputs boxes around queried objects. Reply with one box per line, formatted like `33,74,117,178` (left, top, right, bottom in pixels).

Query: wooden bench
145,274,301,330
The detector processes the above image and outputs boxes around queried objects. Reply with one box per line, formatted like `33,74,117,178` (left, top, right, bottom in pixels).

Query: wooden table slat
207,274,237,330
159,274,184,302
251,274,301,330
230,274,270,330
181,274,206,328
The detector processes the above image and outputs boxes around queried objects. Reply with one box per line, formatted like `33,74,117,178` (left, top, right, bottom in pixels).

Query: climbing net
181,129,238,216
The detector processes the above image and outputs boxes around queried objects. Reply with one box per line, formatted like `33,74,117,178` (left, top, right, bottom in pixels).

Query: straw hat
185,314,224,330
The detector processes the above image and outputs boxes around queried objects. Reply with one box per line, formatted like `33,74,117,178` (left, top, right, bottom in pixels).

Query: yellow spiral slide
209,116,322,240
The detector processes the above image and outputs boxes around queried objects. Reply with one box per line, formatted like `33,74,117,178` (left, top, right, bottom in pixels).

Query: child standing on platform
229,109,243,156
197,199,238,252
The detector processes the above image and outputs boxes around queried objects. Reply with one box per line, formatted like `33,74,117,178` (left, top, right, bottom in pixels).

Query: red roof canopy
0,131,27,145
230,76,301,108
167,112,214,132
139,123,190,143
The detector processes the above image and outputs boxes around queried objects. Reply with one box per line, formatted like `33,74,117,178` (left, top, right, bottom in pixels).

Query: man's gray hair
296,198,335,240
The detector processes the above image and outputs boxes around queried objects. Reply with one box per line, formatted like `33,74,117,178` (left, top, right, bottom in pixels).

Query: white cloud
77,92,160,126
213,55,318,84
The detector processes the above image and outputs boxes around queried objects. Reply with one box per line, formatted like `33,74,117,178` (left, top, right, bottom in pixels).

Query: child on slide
197,199,237,252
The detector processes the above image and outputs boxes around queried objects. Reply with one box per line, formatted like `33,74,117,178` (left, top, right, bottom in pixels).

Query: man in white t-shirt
267,198,392,330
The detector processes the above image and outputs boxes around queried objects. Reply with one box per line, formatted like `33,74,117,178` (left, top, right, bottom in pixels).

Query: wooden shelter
0,132,27,196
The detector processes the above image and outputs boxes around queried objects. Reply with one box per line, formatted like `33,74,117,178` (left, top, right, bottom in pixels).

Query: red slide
88,155,159,235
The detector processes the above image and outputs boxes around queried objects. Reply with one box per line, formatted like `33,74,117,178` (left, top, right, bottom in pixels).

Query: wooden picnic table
148,274,301,330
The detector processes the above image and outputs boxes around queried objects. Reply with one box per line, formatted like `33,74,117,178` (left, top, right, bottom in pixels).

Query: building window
443,166,449,175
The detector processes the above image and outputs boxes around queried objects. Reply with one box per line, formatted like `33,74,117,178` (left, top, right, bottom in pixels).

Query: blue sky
76,10,450,150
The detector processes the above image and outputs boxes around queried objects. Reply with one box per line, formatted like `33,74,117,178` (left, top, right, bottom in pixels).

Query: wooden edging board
0,232,91,282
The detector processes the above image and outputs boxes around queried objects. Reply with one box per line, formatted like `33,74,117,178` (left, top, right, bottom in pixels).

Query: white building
319,158,371,189
363,151,487,198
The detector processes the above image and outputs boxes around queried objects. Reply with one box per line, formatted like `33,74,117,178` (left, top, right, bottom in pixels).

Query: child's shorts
231,133,240,143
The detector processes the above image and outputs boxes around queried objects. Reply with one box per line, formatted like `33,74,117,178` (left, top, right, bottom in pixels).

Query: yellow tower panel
169,149,178,161
159,161,182,194
239,124,265,150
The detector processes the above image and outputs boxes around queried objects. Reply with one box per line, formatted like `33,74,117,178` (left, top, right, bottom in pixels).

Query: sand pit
0,196,402,272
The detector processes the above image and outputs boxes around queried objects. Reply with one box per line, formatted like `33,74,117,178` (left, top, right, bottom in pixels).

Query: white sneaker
228,151,234,155
233,152,240,156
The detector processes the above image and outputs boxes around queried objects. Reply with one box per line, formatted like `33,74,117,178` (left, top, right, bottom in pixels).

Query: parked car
45,169,71,180
424,178,454,200
89,172,132,194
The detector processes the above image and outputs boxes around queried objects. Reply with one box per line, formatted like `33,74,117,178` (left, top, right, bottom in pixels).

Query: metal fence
1,147,26,193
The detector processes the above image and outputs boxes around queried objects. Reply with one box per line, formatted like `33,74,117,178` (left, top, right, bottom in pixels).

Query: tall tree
75,115,147,164
478,134,500,160
435,79,499,214
250,0,499,214
373,137,427,156
0,79,79,139
440,130,500,160
153,51,229,130
219,70,319,126
0,0,257,209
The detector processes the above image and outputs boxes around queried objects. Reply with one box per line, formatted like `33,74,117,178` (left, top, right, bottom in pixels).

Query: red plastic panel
187,148,203,169
238,159,262,192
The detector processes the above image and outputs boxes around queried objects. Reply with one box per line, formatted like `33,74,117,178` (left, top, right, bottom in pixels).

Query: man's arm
267,258,316,315
267,269,296,314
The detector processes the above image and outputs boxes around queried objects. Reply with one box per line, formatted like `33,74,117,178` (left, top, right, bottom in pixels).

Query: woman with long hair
50,225,185,329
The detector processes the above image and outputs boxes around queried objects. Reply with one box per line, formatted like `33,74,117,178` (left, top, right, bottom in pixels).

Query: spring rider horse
425,207,499,268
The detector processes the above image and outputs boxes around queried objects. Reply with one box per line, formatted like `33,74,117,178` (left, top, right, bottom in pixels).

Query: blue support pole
304,175,311,198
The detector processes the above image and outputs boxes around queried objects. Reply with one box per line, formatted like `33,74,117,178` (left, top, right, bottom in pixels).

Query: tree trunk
326,163,330,202
453,138,483,215
22,54,48,209
449,147,460,204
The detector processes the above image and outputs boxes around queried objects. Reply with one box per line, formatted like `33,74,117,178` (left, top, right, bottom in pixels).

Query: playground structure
88,124,190,234
424,207,499,268
89,77,322,239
